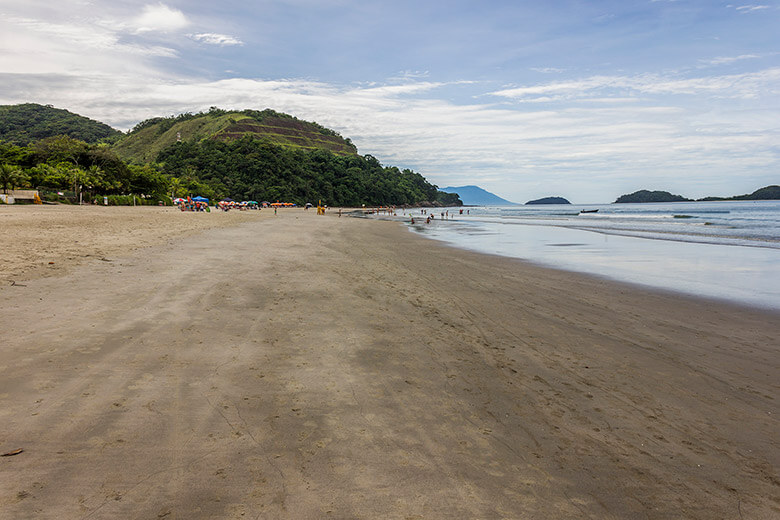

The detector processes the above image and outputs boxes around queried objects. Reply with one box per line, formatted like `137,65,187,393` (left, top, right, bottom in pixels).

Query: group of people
180,201,210,212
410,207,469,225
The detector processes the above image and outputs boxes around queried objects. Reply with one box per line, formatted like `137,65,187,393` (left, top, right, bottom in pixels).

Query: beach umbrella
192,196,209,203
221,198,234,202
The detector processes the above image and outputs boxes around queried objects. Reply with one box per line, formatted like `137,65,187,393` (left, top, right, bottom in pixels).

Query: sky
1,0,779,203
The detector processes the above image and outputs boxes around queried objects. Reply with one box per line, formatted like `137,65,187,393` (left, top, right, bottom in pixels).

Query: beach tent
192,196,209,203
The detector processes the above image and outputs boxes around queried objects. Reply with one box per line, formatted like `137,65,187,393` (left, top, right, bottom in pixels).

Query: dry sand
0,206,778,519
1,205,263,281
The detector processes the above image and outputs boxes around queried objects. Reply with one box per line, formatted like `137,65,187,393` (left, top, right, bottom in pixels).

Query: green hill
112,107,357,163
0,103,121,145
615,190,691,203
526,196,570,205
699,185,780,201
0,104,457,207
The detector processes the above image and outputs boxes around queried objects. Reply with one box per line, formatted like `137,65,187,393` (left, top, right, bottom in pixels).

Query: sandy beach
1,206,778,519
0,205,263,281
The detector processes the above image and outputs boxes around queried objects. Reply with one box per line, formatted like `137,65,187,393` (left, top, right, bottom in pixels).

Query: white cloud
390,70,431,81
0,15,177,75
734,4,771,11
133,3,189,33
530,67,565,74
191,33,243,46
5,16,118,50
701,54,759,66
489,68,780,101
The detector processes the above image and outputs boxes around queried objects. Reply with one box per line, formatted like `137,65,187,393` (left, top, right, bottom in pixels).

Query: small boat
580,209,599,214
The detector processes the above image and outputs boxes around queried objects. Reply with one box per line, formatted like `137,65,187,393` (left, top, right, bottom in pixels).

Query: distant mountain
112,107,358,163
439,185,517,206
615,190,691,203
526,196,570,205
0,103,121,145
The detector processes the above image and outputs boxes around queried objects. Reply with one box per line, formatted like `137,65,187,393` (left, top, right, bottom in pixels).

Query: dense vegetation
0,136,175,203
0,103,121,145
157,136,447,206
616,186,780,203
615,190,691,203
699,185,780,201
0,105,460,206
113,107,357,164
526,196,570,205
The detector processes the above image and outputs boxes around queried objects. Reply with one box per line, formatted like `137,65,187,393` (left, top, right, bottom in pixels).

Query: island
615,186,780,203
526,196,571,205
698,185,780,201
615,190,691,203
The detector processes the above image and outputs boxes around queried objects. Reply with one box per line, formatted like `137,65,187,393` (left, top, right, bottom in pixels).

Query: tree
0,163,30,194
31,135,89,167
169,176,183,198
67,167,89,204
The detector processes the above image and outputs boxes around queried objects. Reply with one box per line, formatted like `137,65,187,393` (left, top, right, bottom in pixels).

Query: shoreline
410,224,780,317
1,208,778,518
393,211,780,312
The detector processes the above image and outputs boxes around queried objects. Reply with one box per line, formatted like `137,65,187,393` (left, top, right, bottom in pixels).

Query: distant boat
580,209,599,214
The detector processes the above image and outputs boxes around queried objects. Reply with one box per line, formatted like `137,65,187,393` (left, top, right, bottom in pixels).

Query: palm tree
169,176,183,199
68,167,89,204
84,165,104,203
0,164,30,194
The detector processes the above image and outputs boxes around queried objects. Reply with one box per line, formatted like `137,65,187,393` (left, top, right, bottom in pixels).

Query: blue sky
1,0,778,202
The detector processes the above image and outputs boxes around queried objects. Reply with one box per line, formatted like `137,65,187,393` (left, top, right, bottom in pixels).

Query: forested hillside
614,190,690,203
1,105,459,207
0,103,121,145
112,107,357,163
699,185,780,201
157,137,440,206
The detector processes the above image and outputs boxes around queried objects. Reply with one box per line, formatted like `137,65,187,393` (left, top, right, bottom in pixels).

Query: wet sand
1,207,778,518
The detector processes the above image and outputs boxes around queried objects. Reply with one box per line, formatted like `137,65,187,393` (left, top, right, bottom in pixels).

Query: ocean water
395,201,780,310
